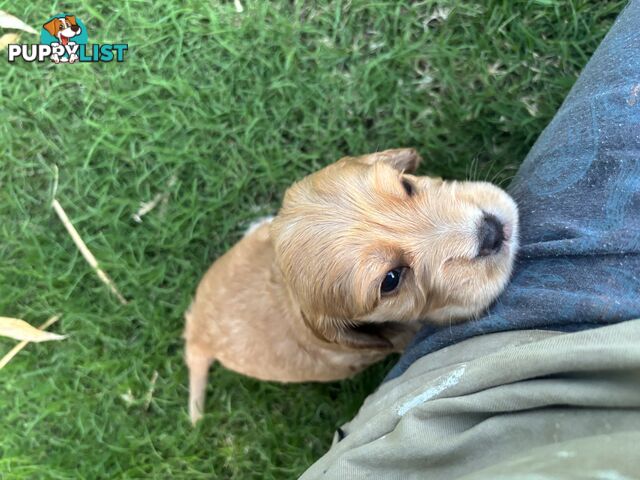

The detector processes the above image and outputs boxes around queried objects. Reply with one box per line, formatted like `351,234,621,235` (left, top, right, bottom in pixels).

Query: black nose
71,25,80,32
478,214,504,256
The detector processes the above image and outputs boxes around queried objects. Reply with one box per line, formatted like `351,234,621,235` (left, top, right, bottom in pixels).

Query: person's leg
302,1,640,478
302,321,640,480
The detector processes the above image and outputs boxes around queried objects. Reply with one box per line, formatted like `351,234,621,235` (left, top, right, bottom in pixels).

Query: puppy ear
66,16,77,26
43,19,59,36
301,311,394,350
349,148,422,174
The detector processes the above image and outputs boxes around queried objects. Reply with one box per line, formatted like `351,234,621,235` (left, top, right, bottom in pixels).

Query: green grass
0,0,626,478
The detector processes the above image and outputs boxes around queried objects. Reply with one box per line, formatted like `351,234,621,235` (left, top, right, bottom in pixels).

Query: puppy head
271,148,518,350
43,16,81,39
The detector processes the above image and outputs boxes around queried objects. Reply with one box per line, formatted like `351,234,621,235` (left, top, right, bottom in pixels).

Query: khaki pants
301,320,640,479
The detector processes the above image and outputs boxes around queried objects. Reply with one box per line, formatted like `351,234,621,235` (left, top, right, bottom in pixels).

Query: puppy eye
401,178,414,196
381,268,404,294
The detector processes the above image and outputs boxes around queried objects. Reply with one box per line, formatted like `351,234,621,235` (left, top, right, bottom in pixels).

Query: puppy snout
71,25,80,32
477,213,504,256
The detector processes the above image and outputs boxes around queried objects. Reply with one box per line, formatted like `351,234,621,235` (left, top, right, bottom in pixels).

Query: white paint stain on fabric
396,364,466,417
627,84,640,106
595,471,633,480
492,476,558,480
556,450,575,458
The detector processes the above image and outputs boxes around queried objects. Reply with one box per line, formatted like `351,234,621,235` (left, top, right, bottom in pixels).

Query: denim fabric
387,0,640,381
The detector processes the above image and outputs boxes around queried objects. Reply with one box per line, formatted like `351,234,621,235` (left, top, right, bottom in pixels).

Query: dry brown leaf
0,11,37,34
0,314,62,369
0,32,19,51
120,389,136,405
132,174,176,223
0,317,66,342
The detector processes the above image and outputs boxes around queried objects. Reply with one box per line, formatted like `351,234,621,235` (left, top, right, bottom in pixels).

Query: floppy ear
43,19,60,36
301,311,394,350
65,15,77,26
347,148,422,174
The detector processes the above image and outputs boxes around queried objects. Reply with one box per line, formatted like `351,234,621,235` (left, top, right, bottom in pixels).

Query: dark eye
401,178,414,196
381,268,404,294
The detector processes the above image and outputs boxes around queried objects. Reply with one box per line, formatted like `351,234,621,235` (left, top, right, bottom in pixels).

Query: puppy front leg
186,346,214,425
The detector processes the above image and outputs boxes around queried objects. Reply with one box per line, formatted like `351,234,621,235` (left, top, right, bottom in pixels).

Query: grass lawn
0,0,626,478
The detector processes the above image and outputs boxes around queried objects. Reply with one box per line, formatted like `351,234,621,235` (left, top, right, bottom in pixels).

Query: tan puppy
184,148,518,423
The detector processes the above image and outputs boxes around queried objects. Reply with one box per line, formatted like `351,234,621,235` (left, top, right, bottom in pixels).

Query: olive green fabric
301,320,640,479
458,432,640,480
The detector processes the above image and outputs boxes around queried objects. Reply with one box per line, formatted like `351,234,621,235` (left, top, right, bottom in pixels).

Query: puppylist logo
7,13,128,64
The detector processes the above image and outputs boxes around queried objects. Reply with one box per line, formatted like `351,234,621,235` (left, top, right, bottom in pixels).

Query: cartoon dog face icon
43,16,82,45
43,15,82,63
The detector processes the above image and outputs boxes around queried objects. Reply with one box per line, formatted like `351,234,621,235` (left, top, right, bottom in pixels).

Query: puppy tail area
186,346,214,426
184,305,215,425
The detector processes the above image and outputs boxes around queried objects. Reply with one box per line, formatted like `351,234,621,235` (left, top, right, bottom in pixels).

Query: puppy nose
478,214,504,256
71,25,80,32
